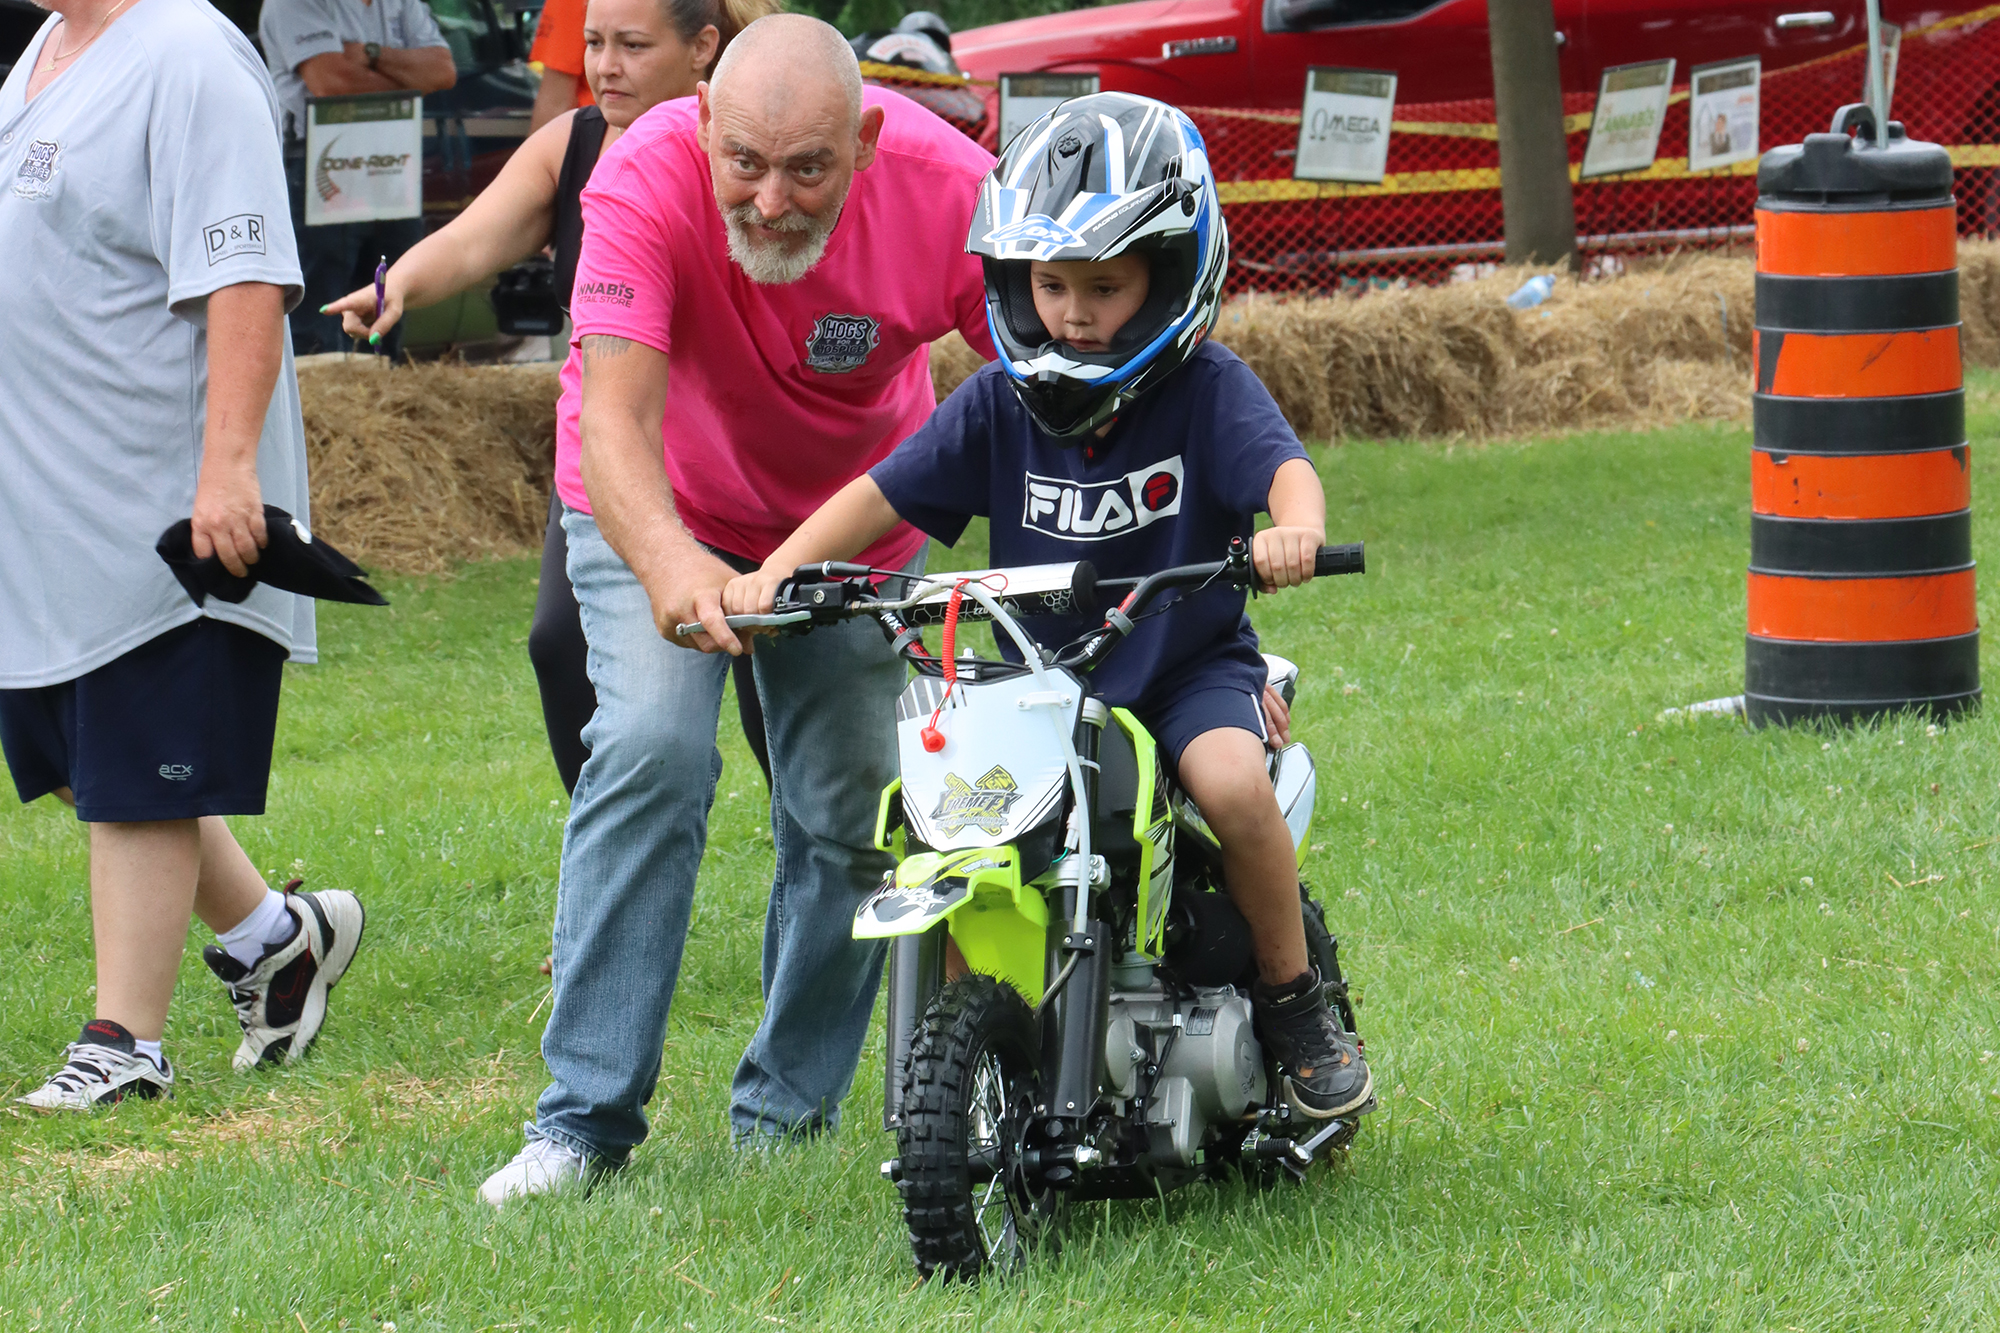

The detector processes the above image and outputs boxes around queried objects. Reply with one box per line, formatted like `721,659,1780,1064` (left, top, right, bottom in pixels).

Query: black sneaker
203,883,365,1072
1254,969,1373,1119
17,1019,173,1111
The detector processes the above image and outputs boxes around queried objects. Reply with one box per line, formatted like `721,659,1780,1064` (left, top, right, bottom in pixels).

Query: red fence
1190,6,2000,292
868,4,2000,294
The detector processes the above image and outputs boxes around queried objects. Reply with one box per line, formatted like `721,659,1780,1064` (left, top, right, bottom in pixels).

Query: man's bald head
697,12,884,284
710,13,863,130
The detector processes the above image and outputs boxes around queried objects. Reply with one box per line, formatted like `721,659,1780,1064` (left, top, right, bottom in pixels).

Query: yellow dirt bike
698,536,1369,1279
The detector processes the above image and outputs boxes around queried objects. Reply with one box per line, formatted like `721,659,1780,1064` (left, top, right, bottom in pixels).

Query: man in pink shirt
480,14,995,1205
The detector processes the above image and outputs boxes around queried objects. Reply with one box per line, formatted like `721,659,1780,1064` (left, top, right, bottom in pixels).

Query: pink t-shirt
557,87,998,569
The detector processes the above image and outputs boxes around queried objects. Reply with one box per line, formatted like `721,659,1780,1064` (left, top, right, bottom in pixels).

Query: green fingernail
317,304,330,314
369,332,381,345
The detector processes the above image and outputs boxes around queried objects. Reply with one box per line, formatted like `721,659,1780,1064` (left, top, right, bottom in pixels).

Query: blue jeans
531,508,917,1160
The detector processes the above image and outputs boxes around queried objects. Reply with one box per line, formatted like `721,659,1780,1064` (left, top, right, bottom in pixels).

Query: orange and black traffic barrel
1747,107,1977,724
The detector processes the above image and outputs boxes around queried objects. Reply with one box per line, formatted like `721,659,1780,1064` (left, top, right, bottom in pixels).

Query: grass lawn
5,377,2000,1331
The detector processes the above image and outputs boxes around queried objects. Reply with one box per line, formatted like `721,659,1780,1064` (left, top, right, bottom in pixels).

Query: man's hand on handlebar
1252,526,1326,593
654,551,747,655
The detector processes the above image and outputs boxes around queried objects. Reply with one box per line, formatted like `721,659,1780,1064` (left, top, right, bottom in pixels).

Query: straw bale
1209,256,1758,441
930,330,987,401
301,249,2000,571
298,358,558,575
1959,239,2000,367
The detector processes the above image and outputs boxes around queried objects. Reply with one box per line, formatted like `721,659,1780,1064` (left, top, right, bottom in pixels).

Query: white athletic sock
132,1037,165,1071
216,889,295,968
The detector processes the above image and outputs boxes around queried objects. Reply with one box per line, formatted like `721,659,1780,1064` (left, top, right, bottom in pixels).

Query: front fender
853,846,1050,1003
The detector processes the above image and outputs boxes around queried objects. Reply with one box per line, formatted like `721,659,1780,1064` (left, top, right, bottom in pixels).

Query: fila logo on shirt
11,139,59,201
1023,457,1183,542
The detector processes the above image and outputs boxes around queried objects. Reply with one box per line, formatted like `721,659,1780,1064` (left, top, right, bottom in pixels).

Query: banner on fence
998,73,1099,153
1688,57,1760,173
1581,58,1675,178
304,93,423,227
1293,67,1398,184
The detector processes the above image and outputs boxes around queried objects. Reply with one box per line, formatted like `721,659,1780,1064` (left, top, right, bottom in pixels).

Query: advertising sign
1687,57,1760,172
1580,58,1675,179
1292,67,1397,185
303,93,423,228
998,73,1099,154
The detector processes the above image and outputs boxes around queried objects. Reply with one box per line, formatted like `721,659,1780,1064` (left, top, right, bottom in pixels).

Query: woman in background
327,0,780,793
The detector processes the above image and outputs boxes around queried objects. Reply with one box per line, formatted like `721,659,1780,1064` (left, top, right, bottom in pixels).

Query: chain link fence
866,6,2000,294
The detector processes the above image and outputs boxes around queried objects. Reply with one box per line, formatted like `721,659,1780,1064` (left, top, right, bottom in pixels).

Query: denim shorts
0,619,286,821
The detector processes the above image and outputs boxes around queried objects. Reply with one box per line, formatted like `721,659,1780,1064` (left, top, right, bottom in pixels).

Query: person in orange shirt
529,0,594,129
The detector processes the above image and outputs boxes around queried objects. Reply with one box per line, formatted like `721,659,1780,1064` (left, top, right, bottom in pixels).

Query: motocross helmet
895,10,954,55
966,92,1229,440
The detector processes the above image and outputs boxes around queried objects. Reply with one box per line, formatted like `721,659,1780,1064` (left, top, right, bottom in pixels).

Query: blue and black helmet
966,92,1230,440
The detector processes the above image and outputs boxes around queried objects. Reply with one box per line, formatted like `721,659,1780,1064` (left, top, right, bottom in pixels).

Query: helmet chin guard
966,93,1230,441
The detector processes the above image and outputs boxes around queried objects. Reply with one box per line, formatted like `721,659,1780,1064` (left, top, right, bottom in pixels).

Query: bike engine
1102,984,1267,1169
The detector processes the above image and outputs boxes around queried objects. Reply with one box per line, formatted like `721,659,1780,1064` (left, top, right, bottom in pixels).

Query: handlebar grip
1314,543,1365,577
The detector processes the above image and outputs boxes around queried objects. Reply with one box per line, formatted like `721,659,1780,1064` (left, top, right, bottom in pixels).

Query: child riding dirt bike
726,94,1376,1186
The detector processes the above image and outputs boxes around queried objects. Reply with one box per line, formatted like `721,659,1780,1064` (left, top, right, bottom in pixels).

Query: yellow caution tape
858,60,981,89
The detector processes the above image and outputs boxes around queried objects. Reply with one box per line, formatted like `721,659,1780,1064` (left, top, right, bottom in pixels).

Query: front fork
881,928,945,1132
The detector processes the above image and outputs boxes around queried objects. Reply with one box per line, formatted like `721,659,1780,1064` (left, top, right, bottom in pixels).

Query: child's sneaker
203,884,365,1072
1254,969,1373,1119
16,1019,173,1110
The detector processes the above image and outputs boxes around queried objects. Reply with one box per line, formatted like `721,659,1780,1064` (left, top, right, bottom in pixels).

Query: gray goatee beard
723,195,844,285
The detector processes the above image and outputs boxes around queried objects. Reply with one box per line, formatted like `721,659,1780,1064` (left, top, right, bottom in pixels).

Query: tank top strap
552,106,609,316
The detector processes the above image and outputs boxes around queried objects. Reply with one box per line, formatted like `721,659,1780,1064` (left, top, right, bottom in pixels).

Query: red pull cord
920,580,969,753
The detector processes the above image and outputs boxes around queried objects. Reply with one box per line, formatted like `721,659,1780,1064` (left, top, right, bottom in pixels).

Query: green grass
7,377,2000,1330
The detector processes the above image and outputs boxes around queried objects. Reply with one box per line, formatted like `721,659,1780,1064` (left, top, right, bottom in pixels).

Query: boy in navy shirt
723,92,1371,1121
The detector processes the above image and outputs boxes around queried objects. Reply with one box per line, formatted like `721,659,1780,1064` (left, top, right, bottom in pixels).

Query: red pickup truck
950,0,1923,111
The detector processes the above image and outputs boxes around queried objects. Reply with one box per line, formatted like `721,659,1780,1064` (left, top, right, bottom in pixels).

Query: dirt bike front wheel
895,975,1065,1281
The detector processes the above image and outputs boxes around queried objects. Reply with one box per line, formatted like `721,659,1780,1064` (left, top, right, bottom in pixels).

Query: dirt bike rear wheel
895,975,1064,1281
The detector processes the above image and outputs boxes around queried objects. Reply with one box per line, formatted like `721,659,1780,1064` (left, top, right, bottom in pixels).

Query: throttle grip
1313,543,1365,577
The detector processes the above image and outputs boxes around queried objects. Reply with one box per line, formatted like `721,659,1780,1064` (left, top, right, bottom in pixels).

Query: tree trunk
1488,0,1578,268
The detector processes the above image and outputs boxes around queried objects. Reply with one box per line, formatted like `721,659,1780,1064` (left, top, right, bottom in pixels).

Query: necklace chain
39,0,135,72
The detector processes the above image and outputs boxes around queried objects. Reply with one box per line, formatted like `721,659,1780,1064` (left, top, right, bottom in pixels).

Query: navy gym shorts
1138,680,1270,773
0,619,287,822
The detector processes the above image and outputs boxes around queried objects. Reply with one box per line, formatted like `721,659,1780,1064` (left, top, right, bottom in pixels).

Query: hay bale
299,358,558,575
930,330,987,401
1212,256,1757,441
300,251,2000,571
1959,238,2000,367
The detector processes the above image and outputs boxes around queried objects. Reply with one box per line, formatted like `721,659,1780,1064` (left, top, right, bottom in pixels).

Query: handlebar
676,540,1365,662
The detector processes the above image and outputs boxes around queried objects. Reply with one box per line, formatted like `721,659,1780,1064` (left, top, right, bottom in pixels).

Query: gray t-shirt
259,0,449,138
0,0,317,690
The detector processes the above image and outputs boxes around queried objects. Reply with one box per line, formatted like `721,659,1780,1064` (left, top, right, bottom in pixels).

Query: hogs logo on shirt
804,313,880,373
1023,457,1183,542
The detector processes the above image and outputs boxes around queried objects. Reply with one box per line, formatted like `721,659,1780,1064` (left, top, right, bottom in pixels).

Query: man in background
527,0,591,130
258,0,457,355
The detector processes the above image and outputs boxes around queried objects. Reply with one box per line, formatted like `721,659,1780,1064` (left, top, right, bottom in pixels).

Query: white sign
1860,21,1901,116
1580,58,1675,179
304,93,424,228
1687,57,1759,172
1293,67,1397,185
998,73,1099,154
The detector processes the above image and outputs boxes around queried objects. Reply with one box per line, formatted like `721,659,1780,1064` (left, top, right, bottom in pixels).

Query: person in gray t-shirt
258,0,455,354
0,0,368,1110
